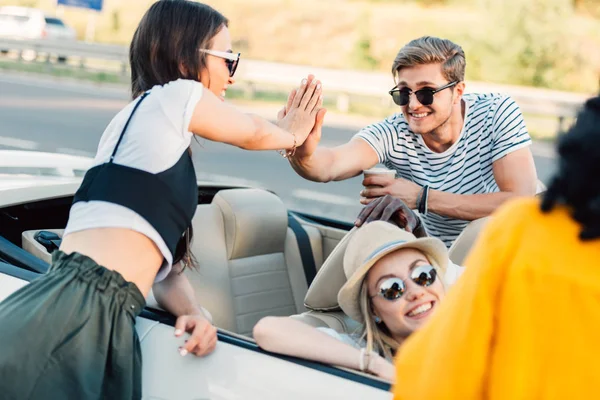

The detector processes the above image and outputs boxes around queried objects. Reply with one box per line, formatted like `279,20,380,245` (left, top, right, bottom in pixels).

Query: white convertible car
0,150,483,399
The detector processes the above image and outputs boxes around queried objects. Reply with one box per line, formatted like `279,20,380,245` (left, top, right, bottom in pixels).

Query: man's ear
454,81,466,105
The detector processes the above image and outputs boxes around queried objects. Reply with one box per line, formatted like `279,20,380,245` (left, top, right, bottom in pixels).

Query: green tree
111,10,121,33
475,0,585,90
349,10,380,70
351,37,379,70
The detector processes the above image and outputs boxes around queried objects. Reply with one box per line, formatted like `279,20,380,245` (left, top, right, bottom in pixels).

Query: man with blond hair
284,36,538,247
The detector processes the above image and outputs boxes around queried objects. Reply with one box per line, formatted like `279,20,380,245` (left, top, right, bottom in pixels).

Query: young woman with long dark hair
0,1,323,398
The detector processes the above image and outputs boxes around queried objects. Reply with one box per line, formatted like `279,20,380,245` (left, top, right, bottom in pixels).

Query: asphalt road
0,73,557,222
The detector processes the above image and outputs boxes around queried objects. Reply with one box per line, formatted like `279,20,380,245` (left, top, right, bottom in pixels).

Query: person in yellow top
392,95,600,400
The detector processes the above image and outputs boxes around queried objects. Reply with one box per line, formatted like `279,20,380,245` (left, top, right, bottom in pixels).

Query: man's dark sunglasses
371,265,438,301
388,81,458,107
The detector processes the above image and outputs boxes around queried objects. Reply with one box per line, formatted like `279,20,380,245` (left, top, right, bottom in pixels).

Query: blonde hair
358,284,400,361
392,36,465,83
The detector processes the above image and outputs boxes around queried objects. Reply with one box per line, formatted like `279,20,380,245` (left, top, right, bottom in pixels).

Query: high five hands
278,75,328,159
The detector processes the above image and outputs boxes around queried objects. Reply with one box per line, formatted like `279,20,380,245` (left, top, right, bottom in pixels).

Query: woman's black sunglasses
224,54,240,77
388,81,458,107
371,265,438,301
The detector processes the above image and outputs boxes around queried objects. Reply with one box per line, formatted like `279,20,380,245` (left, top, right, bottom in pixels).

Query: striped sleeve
353,118,397,163
491,96,532,162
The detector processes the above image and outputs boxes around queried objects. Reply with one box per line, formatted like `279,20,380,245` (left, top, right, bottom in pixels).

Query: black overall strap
109,91,150,163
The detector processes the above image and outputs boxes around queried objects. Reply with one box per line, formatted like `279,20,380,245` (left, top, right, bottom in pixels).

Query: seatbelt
288,214,317,286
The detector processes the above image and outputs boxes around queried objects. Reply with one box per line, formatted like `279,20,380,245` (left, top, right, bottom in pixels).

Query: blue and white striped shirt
355,93,532,247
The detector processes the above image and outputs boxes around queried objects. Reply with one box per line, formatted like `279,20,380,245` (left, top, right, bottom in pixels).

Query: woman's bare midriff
59,228,163,297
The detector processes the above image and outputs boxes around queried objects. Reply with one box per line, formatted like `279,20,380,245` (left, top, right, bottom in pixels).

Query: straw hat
337,221,448,322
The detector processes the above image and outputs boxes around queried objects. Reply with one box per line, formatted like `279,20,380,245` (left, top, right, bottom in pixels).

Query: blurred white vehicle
0,6,76,61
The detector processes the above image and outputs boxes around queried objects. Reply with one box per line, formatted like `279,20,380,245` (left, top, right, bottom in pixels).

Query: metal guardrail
0,37,128,74
0,37,591,132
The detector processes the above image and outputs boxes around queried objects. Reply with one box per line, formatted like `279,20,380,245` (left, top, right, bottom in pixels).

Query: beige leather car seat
291,310,361,335
289,227,363,335
448,217,490,266
447,178,546,267
19,189,330,337
185,188,325,337
537,179,547,194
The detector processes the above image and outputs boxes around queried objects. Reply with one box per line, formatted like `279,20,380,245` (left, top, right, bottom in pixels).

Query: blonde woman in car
254,221,449,382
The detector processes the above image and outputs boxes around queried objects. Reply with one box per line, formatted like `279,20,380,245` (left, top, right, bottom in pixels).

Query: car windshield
44,17,64,26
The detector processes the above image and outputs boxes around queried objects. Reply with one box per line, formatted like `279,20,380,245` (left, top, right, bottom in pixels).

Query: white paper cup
363,167,396,189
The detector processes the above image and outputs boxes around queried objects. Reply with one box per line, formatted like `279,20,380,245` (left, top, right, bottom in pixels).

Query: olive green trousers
0,250,146,400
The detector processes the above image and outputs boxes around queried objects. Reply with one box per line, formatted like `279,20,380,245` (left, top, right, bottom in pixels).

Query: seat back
291,310,362,335
536,179,547,194
447,181,546,266
18,189,334,337
186,188,324,336
290,228,365,337
448,217,490,265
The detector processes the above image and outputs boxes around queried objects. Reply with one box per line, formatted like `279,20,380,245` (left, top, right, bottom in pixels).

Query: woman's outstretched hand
174,313,217,357
277,75,323,147
278,76,327,160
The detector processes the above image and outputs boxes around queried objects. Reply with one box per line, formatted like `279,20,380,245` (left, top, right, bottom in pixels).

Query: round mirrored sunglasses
371,265,438,301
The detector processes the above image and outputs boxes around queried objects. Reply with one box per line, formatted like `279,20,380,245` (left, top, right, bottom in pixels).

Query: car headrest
304,227,358,311
448,217,490,266
212,188,288,260
536,179,547,194
291,310,362,334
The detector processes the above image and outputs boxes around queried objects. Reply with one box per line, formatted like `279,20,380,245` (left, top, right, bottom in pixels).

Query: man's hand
360,175,421,209
278,76,327,160
174,313,217,357
355,195,426,237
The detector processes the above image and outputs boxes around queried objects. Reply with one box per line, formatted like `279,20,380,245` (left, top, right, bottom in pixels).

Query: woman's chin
209,89,226,101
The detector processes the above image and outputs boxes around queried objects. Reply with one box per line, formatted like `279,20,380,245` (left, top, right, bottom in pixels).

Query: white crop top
64,79,204,282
